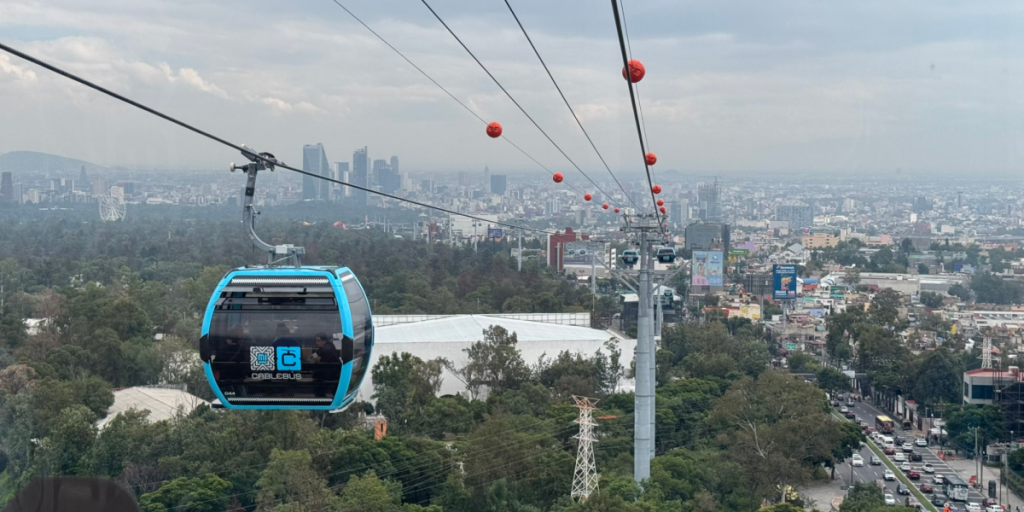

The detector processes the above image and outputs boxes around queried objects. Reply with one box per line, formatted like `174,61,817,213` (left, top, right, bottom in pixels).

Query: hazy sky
3,0,1024,176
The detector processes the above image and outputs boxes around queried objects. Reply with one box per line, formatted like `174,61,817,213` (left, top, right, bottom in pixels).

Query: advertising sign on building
773,264,798,300
487,228,503,239
692,251,723,287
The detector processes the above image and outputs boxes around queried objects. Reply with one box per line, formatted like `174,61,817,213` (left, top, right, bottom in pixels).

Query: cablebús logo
250,346,301,372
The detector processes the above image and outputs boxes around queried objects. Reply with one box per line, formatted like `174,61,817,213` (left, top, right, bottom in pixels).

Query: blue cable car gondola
622,249,639,266
198,148,372,410
656,247,676,264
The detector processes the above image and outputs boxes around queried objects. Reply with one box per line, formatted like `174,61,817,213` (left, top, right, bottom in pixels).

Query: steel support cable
418,0,623,208
329,0,584,197
0,42,555,236
619,0,655,186
500,0,640,211
608,0,666,232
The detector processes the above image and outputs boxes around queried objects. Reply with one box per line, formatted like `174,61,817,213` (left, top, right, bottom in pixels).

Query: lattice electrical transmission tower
982,337,993,369
571,395,599,502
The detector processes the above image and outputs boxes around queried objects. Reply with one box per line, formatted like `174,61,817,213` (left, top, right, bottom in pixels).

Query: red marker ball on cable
622,59,646,83
659,206,667,214
602,203,609,210
657,199,664,207
486,121,502,138
584,193,592,202
614,208,620,213
651,184,662,194
552,172,563,183
645,152,657,166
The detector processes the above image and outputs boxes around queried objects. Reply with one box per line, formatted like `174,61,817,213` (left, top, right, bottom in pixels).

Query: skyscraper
697,179,722,222
302,143,330,201
0,172,13,203
352,147,369,207
490,175,507,195
484,166,491,186
390,156,400,179
78,165,90,193
775,202,813,229
335,162,350,199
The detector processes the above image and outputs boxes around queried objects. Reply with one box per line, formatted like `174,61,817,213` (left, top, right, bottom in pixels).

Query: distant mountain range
0,151,108,173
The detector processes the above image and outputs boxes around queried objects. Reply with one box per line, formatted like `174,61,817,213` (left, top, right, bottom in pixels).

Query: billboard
487,228,503,239
692,251,723,287
773,264,798,300
562,241,602,266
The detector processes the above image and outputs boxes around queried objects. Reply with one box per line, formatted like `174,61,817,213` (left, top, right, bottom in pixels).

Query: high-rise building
78,165,90,193
92,176,108,197
913,196,932,213
775,202,813,229
334,162,349,199
390,156,400,178
669,202,683,225
484,166,491,186
458,171,470,186
0,172,13,203
373,159,402,194
490,174,507,195
352,147,369,207
697,180,722,222
302,143,331,201
684,223,730,253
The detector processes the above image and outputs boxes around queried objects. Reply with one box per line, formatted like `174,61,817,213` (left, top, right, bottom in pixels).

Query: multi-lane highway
835,396,990,508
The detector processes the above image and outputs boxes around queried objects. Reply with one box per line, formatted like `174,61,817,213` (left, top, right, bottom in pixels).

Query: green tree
337,471,402,512
844,267,861,291
255,449,338,512
948,284,971,302
815,366,852,398
912,347,962,407
918,291,943,309
786,351,816,373
372,352,445,428
461,325,531,395
945,404,1006,453
917,263,929,275
139,475,232,512
868,289,901,327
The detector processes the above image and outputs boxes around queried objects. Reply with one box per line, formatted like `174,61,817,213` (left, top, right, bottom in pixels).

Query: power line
0,41,556,236
619,0,655,187
500,0,639,211
418,0,622,208
328,0,583,197
608,0,663,230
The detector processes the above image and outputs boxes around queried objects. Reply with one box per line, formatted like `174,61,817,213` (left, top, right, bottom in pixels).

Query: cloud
0,54,37,82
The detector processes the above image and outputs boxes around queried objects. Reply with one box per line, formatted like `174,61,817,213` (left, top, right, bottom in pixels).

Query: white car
965,503,981,512
986,505,1004,512
884,493,897,506
915,438,928,447
933,475,944,485
841,406,849,413
902,442,914,452
900,462,912,472
884,469,896,481
893,453,906,462
923,463,935,473
852,454,864,467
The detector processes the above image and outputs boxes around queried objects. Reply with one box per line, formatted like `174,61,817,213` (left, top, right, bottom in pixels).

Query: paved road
835,396,991,507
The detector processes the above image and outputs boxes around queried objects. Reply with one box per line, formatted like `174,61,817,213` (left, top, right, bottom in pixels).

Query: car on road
845,410,857,419
831,399,840,406
985,505,1003,512
893,452,906,462
965,502,981,512
900,462,912,471
846,399,856,407
916,437,928,447
933,475,944,485
866,426,875,434
840,406,849,413
897,484,910,495
875,479,886,490
871,455,882,465
910,452,923,461
884,469,896,481
884,493,897,506
908,470,920,479
884,446,897,455
894,436,905,445
930,494,945,506
920,483,933,493
852,454,864,467
923,463,934,473
903,442,914,452
908,497,923,510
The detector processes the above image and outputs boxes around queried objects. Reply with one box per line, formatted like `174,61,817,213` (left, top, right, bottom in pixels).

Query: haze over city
3,0,1024,175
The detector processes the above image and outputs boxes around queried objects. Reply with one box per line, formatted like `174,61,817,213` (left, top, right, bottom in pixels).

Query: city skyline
4,1,1024,175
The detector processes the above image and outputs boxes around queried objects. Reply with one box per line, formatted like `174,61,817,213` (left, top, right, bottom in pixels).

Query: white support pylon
571,395,600,502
